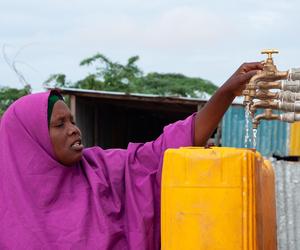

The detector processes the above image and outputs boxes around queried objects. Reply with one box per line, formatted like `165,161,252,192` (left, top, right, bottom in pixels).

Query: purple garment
0,91,195,249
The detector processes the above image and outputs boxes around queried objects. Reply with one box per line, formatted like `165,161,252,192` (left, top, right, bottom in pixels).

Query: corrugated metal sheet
51,87,210,104
222,106,289,156
74,96,195,148
289,121,300,156
271,159,300,250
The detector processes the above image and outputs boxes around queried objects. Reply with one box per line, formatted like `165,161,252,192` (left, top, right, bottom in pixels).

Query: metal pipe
288,68,300,81
280,112,300,122
278,91,300,102
278,102,300,112
250,100,300,113
281,80,300,92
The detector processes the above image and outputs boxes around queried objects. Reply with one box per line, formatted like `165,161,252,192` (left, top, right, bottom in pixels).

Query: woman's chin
60,153,83,166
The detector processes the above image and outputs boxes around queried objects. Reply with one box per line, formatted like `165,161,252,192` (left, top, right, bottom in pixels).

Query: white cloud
1,0,300,91
142,6,235,51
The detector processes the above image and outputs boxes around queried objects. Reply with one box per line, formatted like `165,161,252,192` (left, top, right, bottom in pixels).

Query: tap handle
288,68,300,81
261,49,279,59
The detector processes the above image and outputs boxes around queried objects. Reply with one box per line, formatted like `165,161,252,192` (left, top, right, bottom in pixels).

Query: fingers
236,62,263,83
240,62,264,72
222,61,264,96
239,69,260,82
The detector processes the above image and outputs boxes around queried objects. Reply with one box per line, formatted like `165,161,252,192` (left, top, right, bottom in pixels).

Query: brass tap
259,49,288,80
250,99,300,114
255,90,278,100
249,100,279,114
257,81,281,90
243,50,300,130
243,49,288,105
252,109,279,129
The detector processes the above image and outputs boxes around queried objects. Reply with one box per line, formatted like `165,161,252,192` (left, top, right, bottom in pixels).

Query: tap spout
249,70,288,85
253,109,279,129
249,100,279,114
273,70,289,80
255,90,278,100
257,81,281,90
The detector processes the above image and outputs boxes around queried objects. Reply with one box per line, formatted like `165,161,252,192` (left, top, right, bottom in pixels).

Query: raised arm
194,62,263,146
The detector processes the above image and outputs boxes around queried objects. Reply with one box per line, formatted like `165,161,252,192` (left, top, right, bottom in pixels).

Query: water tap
243,49,288,105
243,49,300,128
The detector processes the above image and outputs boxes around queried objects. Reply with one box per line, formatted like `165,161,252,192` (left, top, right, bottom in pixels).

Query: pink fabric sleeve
123,113,196,249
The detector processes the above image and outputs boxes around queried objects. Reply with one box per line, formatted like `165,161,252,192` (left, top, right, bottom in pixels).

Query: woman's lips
71,141,84,151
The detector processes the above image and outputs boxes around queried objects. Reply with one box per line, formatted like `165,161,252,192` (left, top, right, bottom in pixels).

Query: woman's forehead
51,101,72,118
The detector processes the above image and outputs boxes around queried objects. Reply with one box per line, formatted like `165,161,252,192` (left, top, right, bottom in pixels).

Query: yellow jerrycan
161,147,277,250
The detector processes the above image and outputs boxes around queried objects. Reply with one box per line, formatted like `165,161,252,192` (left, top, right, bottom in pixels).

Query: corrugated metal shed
51,87,209,149
222,105,289,157
50,87,300,157
271,159,300,250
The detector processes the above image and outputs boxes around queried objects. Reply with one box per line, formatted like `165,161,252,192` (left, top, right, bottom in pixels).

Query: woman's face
49,100,84,165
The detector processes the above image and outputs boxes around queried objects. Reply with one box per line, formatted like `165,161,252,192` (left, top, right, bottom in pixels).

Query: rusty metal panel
222,106,289,156
271,159,300,250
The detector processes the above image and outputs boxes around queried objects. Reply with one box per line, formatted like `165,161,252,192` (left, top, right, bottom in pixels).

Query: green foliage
45,53,218,97
44,73,68,87
0,54,217,117
0,85,31,116
77,53,142,93
133,73,217,97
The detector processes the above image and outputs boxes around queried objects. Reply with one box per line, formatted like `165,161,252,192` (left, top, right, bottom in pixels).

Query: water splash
244,104,251,147
253,128,257,149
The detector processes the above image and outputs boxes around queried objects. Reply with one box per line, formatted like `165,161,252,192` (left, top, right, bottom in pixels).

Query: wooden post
70,95,76,122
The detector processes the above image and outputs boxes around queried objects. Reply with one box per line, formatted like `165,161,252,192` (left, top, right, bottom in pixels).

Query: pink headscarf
0,91,194,249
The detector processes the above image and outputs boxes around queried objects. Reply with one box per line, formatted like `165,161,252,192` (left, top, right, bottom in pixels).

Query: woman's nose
67,123,81,136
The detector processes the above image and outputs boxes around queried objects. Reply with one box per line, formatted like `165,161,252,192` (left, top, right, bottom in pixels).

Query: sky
1,0,300,92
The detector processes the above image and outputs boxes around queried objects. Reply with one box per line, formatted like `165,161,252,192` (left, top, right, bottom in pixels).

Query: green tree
44,74,68,87
76,53,142,93
45,53,218,97
133,73,217,97
0,85,31,116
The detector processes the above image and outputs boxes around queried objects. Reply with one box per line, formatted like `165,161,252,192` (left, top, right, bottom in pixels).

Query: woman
0,62,262,249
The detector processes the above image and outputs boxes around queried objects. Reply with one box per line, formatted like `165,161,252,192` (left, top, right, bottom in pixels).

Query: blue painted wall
221,105,288,156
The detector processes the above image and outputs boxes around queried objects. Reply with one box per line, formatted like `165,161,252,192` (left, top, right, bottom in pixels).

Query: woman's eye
56,123,64,127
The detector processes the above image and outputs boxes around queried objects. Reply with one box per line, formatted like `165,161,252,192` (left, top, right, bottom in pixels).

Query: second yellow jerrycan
161,147,277,250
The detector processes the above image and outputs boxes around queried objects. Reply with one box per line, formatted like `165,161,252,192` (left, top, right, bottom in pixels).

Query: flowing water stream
244,104,251,148
245,104,258,149
252,128,257,149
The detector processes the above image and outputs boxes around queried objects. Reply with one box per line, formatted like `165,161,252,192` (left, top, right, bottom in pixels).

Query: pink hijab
0,91,194,249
